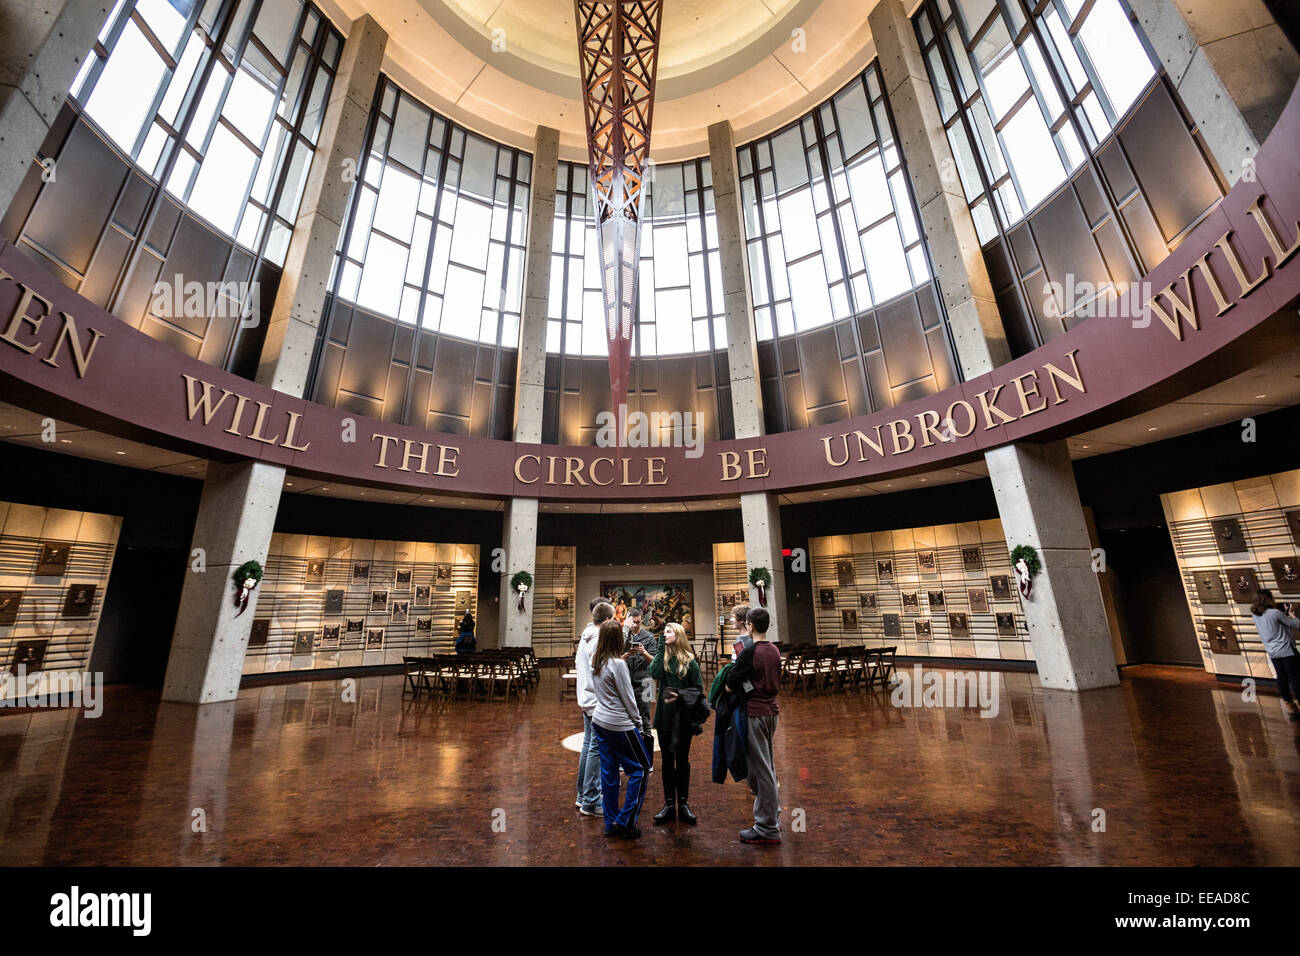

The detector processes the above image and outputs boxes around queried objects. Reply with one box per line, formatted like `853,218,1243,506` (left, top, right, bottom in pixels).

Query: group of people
573,600,783,843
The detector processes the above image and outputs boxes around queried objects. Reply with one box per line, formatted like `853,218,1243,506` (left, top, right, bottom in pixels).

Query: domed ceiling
316,0,878,160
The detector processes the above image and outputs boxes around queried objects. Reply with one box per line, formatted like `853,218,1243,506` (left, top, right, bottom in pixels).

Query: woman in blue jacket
1250,589,1300,719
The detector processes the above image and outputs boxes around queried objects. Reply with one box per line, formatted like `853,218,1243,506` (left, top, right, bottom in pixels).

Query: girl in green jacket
648,622,704,824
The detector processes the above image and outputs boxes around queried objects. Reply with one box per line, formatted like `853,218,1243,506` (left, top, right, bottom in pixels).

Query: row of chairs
781,643,897,693
403,649,540,700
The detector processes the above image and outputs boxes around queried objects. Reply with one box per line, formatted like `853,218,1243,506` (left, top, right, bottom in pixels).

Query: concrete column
498,126,558,649
499,498,540,648
740,492,788,644
871,0,1116,689
709,118,788,642
162,460,285,703
0,0,108,216
869,0,1010,376
255,14,387,395
512,126,559,444
163,16,387,703
986,442,1117,690
1129,0,1299,184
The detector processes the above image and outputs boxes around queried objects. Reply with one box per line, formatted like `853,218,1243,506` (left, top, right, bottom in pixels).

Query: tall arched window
737,61,932,340
72,0,343,264
548,157,725,357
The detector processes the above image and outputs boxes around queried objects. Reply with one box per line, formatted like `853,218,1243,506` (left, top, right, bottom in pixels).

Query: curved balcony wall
1,0,345,379
913,0,1227,355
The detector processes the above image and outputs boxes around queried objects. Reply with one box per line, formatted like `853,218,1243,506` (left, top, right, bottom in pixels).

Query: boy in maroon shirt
726,607,781,844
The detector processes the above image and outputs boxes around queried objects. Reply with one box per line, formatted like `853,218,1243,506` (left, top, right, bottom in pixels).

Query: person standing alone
648,622,704,824
575,600,614,815
623,607,657,768
591,619,652,838
1251,588,1300,720
726,607,781,844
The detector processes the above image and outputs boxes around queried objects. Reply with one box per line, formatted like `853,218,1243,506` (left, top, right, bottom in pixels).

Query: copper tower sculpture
574,0,663,436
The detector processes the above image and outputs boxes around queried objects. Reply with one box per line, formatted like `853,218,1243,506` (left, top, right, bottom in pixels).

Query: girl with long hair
590,619,651,837
648,622,704,824
1250,588,1300,719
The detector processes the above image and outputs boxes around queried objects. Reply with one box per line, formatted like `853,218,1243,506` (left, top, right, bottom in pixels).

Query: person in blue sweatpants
589,617,652,838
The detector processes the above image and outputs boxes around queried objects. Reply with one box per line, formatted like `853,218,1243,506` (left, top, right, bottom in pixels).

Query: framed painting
600,580,694,637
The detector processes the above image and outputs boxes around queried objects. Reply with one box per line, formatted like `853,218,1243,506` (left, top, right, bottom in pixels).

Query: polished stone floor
0,665,1297,866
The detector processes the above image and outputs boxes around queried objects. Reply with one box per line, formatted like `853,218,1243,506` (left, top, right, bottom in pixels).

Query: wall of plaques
0,501,122,701
530,545,577,659
712,542,750,652
1161,469,1300,681
243,534,479,675
809,519,1032,660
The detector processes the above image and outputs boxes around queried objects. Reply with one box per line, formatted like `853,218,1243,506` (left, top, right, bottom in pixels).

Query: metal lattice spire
574,0,663,434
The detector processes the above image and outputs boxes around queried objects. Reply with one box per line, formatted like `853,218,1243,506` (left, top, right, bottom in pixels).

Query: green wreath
232,560,263,616
1009,545,1041,577
748,567,772,588
233,560,263,588
510,570,533,591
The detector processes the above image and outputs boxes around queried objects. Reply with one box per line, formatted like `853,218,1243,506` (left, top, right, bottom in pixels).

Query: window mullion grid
252,20,332,263
955,5,1036,222
307,68,387,401
923,5,1004,231
1045,0,1119,129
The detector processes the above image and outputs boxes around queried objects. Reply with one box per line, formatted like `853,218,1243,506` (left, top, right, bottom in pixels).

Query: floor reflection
0,665,1296,865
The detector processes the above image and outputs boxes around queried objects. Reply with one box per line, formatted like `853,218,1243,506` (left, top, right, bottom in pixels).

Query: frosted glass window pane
372,165,420,240
505,247,523,312
978,22,1029,121
907,244,930,283
347,188,376,259
655,224,689,287
771,127,808,192
166,148,197,199
253,0,301,65
421,293,442,331
189,125,256,233
788,258,832,330
83,23,166,152
159,34,204,125
450,196,491,267
846,155,892,227
1002,105,1064,209
971,197,997,243
136,0,188,50
1078,0,1154,116
355,233,407,317
338,260,361,301
862,220,910,302
1044,10,1087,91
776,189,820,259
834,81,875,158
223,65,276,143
460,135,497,199
656,289,692,355
389,94,431,171
442,265,485,338
581,291,606,356
186,63,229,148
